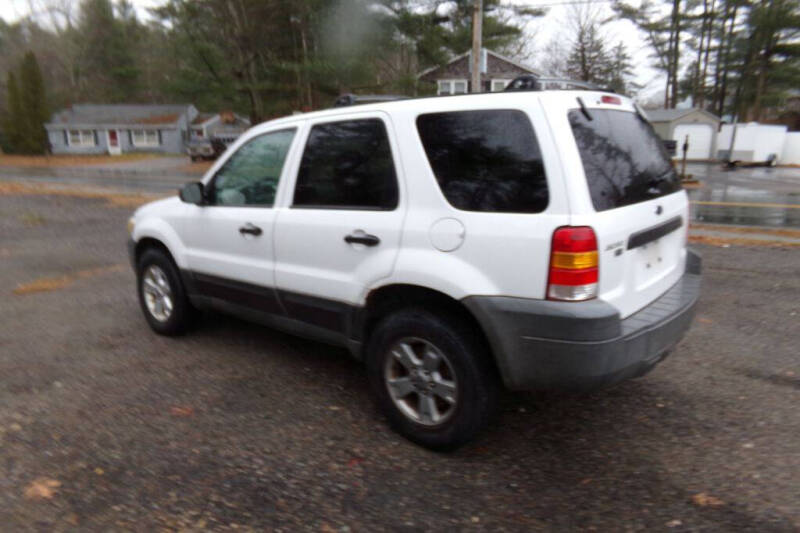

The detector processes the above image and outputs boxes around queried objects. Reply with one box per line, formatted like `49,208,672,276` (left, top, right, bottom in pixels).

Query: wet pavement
1,160,799,227
685,163,800,228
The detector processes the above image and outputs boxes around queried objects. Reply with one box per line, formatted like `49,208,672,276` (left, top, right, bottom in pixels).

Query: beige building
646,108,721,160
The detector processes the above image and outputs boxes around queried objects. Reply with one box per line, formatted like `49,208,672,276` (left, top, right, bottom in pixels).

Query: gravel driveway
1,192,798,531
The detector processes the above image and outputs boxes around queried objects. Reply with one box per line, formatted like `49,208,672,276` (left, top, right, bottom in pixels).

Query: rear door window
569,109,681,211
293,118,398,210
416,110,549,213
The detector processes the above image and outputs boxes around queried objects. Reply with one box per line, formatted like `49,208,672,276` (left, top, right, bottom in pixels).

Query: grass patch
19,211,46,226
0,153,170,168
0,181,165,208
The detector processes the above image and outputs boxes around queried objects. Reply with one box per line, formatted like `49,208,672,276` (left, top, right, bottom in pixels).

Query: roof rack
332,94,411,108
504,75,613,93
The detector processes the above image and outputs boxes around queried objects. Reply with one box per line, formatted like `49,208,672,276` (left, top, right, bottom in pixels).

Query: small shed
646,108,721,160
190,111,250,143
417,48,541,95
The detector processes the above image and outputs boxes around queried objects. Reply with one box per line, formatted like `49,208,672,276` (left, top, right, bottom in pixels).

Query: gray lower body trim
464,249,702,391
179,270,364,358
188,294,362,353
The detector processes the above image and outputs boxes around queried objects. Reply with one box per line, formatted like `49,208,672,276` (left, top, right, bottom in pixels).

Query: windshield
568,108,681,212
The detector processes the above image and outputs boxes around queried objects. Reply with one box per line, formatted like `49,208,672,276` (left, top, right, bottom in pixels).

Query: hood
132,195,181,219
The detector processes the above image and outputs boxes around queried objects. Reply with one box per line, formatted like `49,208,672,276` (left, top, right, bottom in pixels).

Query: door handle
239,223,262,236
344,233,380,246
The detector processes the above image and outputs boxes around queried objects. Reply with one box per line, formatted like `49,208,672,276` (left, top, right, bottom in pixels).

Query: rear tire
136,248,194,336
366,308,498,451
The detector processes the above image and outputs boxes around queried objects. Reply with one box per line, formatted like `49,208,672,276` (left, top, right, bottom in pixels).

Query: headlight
127,218,135,235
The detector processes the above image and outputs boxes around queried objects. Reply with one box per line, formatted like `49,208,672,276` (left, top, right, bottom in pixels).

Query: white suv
127,89,701,450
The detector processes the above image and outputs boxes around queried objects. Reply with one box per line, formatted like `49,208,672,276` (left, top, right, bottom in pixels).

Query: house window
131,129,160,147
437,79,468,96
68,130,95,147
491,79,510,92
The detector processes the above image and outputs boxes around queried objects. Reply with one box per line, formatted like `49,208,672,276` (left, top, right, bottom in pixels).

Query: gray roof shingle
47,104,193,128
645,108,720,123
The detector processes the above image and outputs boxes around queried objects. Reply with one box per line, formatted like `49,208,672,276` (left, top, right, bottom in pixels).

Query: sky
517,0,664,97
0,0,162,23
0,0,665,99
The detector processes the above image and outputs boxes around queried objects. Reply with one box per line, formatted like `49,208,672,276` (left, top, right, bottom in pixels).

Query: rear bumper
464,249,702,391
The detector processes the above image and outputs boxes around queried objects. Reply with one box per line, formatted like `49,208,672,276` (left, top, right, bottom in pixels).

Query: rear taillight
547,226,599,301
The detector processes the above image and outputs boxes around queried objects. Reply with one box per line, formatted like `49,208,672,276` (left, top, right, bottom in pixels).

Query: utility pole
726,117,739,169
471,0,483,93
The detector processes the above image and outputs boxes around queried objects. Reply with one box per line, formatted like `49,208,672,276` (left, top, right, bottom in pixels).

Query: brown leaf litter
13,264,125,295
23,478,61,500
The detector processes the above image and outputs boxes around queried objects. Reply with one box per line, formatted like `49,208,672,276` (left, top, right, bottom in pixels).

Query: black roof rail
504,75,615,93
332,93,411,108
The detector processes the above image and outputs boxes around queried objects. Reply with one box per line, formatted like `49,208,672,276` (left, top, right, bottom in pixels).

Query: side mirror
179,182,205,205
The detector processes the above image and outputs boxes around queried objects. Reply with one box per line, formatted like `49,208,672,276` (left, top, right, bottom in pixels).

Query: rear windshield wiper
577,97,593,121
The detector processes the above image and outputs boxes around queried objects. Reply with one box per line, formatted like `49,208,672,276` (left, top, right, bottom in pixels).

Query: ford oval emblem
655,205,663,215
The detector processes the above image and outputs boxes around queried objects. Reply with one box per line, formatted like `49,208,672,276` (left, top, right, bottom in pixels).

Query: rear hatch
566,102,688,318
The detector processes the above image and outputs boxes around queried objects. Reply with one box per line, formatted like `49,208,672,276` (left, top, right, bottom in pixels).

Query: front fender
132,217,188,269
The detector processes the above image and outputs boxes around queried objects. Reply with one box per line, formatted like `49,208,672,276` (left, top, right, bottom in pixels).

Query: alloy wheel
383,337,458,426
142,264,174,322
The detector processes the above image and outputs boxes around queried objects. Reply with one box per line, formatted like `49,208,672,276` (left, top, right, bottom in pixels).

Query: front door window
210,128,296,207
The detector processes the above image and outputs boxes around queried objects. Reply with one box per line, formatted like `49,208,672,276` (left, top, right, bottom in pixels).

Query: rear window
569,109,681,211
416,110,548,213
293,119,398,210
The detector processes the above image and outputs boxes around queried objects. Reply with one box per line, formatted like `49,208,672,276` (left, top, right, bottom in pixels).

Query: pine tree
566,23,609,86
77,0,139,102
18,52,48,154
734,0,800,120
615,0,689,107
606,42,640,95
4,71,23,153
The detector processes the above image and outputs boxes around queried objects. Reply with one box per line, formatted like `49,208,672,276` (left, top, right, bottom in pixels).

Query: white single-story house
646,108,721,160
417,48,542,95
45,104,198,155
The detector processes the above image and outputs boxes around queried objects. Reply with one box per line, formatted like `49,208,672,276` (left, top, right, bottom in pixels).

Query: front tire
136,248,194,336
366,308,498,451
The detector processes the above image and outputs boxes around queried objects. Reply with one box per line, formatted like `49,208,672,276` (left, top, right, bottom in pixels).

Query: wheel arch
356,284,501,379
131,217,188,270
134,237,177,270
